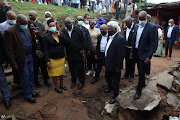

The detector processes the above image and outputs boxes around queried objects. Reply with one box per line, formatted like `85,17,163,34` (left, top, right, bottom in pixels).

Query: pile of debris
104,63,180,114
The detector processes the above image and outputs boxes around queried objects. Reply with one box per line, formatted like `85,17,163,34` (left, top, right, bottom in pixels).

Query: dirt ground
0,47,180,120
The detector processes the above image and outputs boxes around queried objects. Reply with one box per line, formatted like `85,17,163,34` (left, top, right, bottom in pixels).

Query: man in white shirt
130,11,157,100
104,21,125,104
82,14,90,29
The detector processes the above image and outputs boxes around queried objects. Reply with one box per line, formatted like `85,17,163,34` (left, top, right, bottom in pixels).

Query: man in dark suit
164,19,179,60
130,11,157,100
104,21,125,104
0,32,11,110
114,0,121,20
5,14,39,103
29,11,45,32
122,17,135,82
61,17,87,90
91,24,108,84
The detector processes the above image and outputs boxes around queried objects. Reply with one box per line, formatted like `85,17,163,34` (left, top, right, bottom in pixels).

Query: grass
9,1,99,23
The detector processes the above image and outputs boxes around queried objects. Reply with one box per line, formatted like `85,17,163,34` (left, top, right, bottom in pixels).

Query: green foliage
10,1,99,23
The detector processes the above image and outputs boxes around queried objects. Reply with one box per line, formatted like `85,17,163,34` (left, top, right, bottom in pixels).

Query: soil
0,47,180,120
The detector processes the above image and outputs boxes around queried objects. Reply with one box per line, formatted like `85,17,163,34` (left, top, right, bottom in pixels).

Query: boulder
167,93,179,107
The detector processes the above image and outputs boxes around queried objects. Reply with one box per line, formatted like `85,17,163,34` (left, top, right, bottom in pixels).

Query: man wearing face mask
104,21,125,104
130,11,157,100
29,11,44,32
91,24,108,84
43,11,60,33
4,14,38,103
82,14,90,29
61,17,87,90
164,19,179,60
0,0,12,23
121,17,135,82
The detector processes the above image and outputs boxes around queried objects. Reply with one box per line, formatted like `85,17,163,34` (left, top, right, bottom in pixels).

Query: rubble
167,93,179,107
104,102,117,114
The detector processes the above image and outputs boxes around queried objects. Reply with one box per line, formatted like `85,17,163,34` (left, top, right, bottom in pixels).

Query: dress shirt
100,34,108,52
65,25,74,38
19,29,32,55
126,23,133,41
105,31,118,57
0,20,11,36
167,25,174,38
89,27,101,51
83,23,90,29
135,25,144,48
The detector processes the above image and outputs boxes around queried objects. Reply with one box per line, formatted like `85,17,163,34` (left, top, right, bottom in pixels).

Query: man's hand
80,50,85,56
46,62,51,68
116,68,121,72
163,40,165,44
174,41,178,46
95,55,98,59
87,51,91,55
13,65,18,70
130,53,133,59
2,61,8,68
144,58,150,64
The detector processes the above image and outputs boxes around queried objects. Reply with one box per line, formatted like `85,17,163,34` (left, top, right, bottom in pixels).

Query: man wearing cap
95,17,106,29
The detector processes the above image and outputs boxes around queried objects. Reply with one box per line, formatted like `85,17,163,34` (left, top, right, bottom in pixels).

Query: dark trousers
19,54,34,99
72,3,79,8
0,64,11,102
115,8,121,20
134,49,147,93
165,39,173,57
95,53,105,80
90,1,95,12
68,57,85,84
12,69,21,84
145,62,151,75
124,47,135,78
105,71,121,99
34,57,48,85
87,51,97,71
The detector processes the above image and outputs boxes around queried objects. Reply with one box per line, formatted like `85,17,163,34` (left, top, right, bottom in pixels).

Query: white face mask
168,23,172,26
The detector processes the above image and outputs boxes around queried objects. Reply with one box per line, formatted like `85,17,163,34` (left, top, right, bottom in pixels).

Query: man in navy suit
131,11,157,100
164,19,179,60
104,21,125,104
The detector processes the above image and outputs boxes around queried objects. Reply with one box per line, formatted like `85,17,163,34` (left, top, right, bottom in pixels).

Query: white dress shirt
126,23,134,41
135,25,144,48
100,34,108,52
167,25,174,38
65,25,74,38
82,23,90,29
0,20,11,36
105,32,119,57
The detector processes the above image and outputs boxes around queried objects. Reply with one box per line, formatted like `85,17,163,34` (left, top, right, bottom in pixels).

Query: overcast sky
147,0,180,3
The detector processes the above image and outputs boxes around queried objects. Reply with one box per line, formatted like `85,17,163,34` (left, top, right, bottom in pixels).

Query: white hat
44,11,52,17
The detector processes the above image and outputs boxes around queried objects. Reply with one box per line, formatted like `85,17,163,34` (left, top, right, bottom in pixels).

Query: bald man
5,14,38,103
0,0,12,23
164,19,179,60
61,17,86,90
29,11,44,32
91,24,108,84
131,11,157,100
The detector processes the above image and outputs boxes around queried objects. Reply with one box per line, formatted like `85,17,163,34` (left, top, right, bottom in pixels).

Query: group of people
0,0,179,112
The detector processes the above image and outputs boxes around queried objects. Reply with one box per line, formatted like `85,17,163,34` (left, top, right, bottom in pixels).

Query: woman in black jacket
43,19,69,93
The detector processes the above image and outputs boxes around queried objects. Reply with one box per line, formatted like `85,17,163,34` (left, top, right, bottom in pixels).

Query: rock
3,115,16,120
172,71,180,79
104,102,117,114
167,93,179,107
43,102,48,106
156,70,174,90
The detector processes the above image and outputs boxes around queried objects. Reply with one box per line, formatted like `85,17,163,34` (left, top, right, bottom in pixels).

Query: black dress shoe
44,81,51,87
78,83,84,90
104,87,112,93
26,98,36,103
32,92,39,97
109,98,116,104
133,92,141,100
71,82,76,89
129,77,134,82
121,75,129,79
55,88,63,93
4,101,11,110
59,86,68,91
90,79,98,84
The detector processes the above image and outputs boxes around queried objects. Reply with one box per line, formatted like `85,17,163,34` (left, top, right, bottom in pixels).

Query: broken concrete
104,102,117,114
156,70,174,90
167,93,179,107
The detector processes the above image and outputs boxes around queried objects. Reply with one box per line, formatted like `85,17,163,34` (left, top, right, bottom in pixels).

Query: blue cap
98,17,106,24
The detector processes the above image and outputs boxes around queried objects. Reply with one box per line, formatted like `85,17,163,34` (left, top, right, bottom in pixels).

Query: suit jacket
124,24,135,47
165,25,179,42
0,20,11,36
4,25,35,70
131,22,157,61
0,32,6,63
96,34,108,59
114,1,121,11
61,26,87,61
35,19,45,32
105,32,125,72
43,32,69,63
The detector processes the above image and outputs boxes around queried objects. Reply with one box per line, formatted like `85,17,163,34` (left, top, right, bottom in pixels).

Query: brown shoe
167,57,171,60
